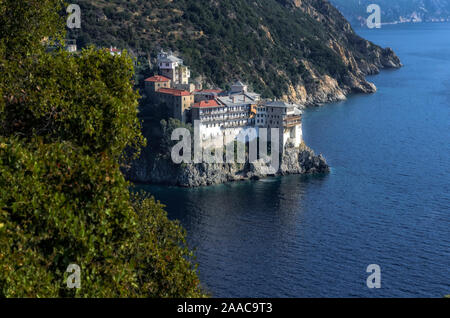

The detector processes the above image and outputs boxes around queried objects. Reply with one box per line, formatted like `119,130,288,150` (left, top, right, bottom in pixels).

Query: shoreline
125,143,329,188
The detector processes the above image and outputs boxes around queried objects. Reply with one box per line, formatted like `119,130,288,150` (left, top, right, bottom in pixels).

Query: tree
159,118,194,158
0,0,206,297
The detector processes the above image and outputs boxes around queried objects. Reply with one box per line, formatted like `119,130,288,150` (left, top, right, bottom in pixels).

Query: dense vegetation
0,0,205,297
67,0,384,98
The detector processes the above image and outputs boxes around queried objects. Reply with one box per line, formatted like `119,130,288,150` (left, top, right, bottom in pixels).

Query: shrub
0,0,206,297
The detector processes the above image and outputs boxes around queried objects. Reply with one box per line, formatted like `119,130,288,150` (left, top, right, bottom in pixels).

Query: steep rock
126,143,329,187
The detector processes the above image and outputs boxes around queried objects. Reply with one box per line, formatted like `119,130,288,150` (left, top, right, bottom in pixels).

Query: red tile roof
145,75,171,82
193,100,220,108
157,88,191,96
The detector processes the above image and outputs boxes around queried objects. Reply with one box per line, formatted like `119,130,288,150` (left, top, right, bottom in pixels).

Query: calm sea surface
139,23,450,297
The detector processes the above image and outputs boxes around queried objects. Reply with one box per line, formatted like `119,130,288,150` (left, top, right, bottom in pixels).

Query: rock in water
125,143,329,188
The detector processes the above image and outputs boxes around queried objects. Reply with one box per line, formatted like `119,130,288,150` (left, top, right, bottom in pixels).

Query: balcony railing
283,115,302,128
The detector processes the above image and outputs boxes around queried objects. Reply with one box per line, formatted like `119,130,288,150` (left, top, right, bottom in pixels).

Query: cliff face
70,0,401,104
278,0,402,105
126,144,329,187
282,45,400,106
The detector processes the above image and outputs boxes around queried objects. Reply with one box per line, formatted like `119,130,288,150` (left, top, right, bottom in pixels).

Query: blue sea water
140,23,450,297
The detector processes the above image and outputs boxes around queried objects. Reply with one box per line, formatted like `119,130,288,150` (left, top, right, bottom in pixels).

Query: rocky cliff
277,0,402,105
281,46,400,106
126,143,329,187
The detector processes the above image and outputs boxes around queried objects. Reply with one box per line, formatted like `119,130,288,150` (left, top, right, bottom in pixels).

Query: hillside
330,0,450,27
68,0,401,105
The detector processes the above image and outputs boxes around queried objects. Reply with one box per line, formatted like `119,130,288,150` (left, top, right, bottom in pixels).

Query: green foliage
0,138,205,297
158,118,193,158
0,0,65,58
0,138,131,297
0,48,144,162
0,0,206,297
129,193,206,297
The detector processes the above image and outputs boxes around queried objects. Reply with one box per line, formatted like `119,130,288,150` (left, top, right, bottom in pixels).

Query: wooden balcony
283,115,302,128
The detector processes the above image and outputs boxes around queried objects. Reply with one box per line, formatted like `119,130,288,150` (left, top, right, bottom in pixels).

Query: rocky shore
126,143,329,188
281,46,402,106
